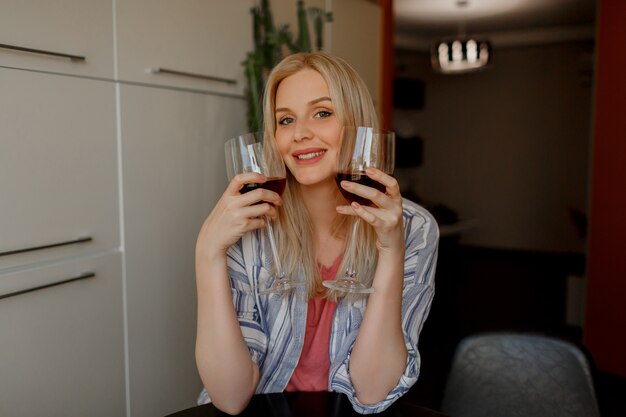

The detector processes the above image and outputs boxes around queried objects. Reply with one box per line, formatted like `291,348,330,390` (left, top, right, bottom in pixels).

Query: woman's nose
293,121,312,142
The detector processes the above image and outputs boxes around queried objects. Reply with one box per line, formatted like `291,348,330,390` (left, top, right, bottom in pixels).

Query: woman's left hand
336,167,404,254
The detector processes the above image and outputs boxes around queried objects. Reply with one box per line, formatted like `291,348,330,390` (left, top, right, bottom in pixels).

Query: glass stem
264,215,285,279
345,218,360,279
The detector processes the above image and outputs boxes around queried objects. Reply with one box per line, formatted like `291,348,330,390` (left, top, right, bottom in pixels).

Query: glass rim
342,126,395,135
224,131,267,148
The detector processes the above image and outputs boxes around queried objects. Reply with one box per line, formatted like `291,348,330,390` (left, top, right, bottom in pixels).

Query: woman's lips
292,148,327,165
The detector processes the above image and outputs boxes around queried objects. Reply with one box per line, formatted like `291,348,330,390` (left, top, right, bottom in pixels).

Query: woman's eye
278,117,294,125
315,110,332,119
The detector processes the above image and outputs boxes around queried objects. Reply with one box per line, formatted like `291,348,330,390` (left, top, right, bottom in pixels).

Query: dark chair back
441,333,600,417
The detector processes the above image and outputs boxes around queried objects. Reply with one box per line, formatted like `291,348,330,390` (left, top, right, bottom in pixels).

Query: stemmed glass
225,132,299,294
323,126,395,293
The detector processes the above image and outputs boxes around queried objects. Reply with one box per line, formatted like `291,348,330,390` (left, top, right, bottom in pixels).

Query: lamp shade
431,39,491,74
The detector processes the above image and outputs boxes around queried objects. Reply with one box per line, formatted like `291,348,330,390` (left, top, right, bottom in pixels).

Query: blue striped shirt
198,199,439,414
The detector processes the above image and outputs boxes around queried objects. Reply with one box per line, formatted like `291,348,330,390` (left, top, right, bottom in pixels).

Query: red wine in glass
240,177,287,196
335,172,386,206
324,126,395,294
225,133,299,294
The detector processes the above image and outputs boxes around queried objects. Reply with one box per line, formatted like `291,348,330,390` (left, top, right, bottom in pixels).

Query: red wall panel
584,0,626,377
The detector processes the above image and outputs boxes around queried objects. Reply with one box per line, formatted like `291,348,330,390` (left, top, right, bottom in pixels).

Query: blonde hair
262,52,380,300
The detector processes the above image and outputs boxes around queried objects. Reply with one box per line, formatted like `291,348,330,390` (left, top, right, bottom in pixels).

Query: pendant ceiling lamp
431,0,492,74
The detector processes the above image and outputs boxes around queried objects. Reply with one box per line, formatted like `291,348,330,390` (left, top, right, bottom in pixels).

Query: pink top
285,256,342,392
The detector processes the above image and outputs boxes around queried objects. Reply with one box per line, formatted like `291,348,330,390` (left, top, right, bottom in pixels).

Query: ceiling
395,0,596,43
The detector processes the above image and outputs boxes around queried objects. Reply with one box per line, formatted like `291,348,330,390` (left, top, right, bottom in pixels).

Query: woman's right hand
196,172,282,262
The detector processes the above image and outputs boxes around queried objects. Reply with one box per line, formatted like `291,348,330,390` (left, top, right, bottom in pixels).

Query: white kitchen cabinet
0,0,114,78
0,64,122,417
0,251,125,417
0,68,119,272
119,84,247,417
115,0,253,95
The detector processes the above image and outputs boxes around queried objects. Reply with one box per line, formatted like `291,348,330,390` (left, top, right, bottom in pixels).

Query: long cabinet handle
0,272,95,300
0,237,93,257
147,67,237,85
0,43,86,62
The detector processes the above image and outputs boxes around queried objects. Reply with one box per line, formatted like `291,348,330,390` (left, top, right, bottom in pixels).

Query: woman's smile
292,147,327,164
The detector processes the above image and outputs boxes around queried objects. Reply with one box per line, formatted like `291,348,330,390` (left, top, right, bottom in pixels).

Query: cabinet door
119,84,246,417
0,0,114,78
0,252,125,417
115,0,253,95
0,68,119,270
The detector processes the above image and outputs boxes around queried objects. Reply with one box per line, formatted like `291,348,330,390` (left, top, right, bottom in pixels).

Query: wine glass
323,126,395,293
225,132,300,294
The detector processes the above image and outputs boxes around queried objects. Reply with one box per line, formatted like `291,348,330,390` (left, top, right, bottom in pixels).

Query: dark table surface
165,392,449,417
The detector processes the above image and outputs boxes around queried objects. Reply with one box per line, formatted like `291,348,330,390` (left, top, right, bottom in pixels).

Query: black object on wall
394,78,425,109
396,135,423,168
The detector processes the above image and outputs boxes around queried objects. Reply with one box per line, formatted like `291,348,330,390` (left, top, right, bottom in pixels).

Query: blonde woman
195,52,439,415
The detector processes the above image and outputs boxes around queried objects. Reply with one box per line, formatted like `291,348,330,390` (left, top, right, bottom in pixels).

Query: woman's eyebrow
275,96,332,113
309,96,332,105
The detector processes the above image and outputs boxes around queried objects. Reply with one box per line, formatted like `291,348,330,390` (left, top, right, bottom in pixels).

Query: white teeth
297,151,325,160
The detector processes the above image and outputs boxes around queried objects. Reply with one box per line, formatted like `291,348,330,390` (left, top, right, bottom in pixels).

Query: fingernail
351,202,360,209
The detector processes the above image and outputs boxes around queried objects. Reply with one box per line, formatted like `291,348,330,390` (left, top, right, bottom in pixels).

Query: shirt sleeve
227,236,268,369
329,202,439,414
197,234,269,405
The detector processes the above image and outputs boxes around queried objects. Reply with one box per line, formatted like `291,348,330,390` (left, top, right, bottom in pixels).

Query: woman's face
274,68,342,187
